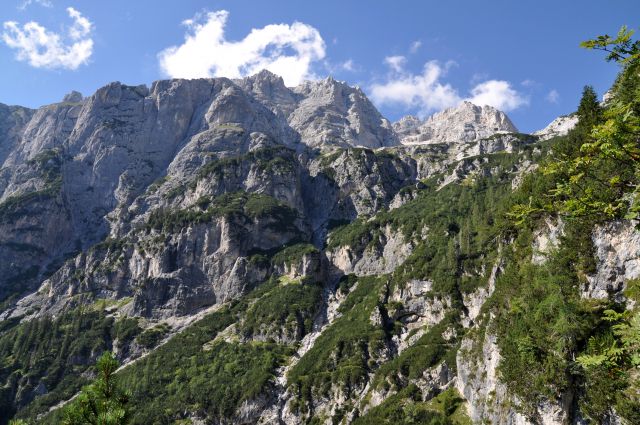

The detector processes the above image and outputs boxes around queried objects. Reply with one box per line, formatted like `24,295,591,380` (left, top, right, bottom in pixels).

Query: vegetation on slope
0,310,140,423
494,27,640,422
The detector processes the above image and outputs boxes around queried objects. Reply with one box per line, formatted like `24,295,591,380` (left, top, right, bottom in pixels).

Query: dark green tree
62,351,129,425
576,85,603,132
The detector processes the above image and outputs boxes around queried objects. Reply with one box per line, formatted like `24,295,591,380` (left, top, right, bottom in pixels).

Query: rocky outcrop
532,217,564,265
328,224,414,276
533,114,578,141
585,220,640,301
290,77,398,149
395,101,518,145
456,329,572,425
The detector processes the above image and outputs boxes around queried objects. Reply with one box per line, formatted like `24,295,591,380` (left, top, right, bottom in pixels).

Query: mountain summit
394,101,519,145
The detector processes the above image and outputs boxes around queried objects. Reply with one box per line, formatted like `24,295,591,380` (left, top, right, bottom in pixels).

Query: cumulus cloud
2,7,93,70
468,80,528,111
370,58,528,115
409,40,422,53
546,89,560,104
159,10,326,87
370,60,460,114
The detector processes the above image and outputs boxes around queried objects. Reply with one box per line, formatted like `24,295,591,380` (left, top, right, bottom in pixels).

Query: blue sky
0,0,637,132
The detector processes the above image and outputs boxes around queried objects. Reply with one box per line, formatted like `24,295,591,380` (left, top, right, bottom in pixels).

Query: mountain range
0,70,633,425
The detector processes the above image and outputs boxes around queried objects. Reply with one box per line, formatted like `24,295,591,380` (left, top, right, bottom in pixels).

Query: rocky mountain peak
237,70,298,119
287,76,398,149
392,115,421,135
395,101,518,145
62,90,84,103
533,114,578,140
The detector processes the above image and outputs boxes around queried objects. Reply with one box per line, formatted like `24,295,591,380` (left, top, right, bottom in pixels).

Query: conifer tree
62,351,129,425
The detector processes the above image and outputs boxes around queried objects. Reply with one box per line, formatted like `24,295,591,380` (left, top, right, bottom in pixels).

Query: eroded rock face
533,114,578,141
0,74,408,306
456,329,572,425
455,220,640,425
290,77,398,149
395,101,518,145
585,220,640,301
532,217,564,265
327,224,414,276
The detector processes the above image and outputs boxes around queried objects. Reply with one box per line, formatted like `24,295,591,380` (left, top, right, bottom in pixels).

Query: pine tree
62,351,129,425
575,85,603,132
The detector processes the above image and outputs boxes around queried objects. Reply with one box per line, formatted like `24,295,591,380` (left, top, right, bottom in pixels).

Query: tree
62,351,130,425
510,27,640,223
576,85,603,132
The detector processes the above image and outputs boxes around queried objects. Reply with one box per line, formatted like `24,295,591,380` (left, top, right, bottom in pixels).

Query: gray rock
395,101,518,145
62,91,84,103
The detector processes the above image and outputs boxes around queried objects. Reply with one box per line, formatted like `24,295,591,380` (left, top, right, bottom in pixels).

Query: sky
0,0,638,133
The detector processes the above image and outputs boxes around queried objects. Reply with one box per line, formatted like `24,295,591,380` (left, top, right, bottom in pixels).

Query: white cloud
370,59,528,116
384,55,407,73
546,89,560,104
468,80,528,111
370,60,460,115
409,40,422,53
341,59,355,72
158,10,326,87
66,7,92,40
2,7,93,70
18,0,52,10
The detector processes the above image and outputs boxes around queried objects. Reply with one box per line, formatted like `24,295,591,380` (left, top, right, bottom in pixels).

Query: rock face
456,330,572,425
394,101,518,145
533,114,578,140
0,74,405,310
586,220,640,300
289,77,398,149
327,224,415,276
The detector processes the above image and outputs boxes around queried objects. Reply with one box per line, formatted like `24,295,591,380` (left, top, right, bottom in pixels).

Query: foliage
271,243,319,267
145,191,300,234
512,27,640,224
0,310,128,423
98,286,293,424
239,278,322,342
287,276,408,414
576,307,640,422
497,27,640,422
135,323,170,349
192,146,296,185
62,352,130,425
580,25,640,63
490,220,601,413
373,314,460,390
352,385,462,425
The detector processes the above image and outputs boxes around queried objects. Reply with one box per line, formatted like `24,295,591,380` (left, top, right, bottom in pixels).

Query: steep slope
0,70,637,425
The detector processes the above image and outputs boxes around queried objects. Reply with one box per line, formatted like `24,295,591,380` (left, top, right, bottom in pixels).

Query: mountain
532,114,578,140
0,71,636,425
394,101,518,145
